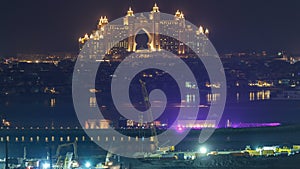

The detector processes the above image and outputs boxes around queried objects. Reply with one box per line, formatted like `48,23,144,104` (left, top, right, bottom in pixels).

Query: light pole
5,135,8,169
2,118,10,169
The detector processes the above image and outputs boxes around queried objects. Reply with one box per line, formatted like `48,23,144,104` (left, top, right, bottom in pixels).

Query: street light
199,146,208,154
42,162,50,169
84,161,91,168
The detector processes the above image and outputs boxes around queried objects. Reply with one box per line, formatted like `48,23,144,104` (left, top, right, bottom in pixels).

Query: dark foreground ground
1,125,300,169
123,154,300,169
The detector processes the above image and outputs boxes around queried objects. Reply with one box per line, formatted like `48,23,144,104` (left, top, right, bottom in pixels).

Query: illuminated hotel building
78,3,210,59
84,119,112,129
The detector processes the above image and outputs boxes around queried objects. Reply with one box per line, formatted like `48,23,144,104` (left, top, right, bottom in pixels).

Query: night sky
1,0,300,56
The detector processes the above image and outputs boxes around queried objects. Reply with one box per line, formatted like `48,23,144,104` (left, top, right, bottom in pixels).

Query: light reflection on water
89,96,97,107
50,98,56,107
1,89,294,129
249,90,270,101
87,90,272,108
206,93,221,102
204,90,271,103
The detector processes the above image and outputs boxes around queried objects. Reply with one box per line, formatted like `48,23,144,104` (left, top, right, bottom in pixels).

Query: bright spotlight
42,162,50,169
85,162,91,168
199,147,207,154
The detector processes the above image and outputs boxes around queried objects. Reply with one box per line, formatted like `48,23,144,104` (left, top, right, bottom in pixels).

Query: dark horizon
1,0,300,57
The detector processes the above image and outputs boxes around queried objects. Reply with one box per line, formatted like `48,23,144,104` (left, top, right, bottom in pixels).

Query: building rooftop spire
199,26,204,34
179,11,184,18
127,6,134,16
175,10,181,17
205,28,209,34
152,3,159,12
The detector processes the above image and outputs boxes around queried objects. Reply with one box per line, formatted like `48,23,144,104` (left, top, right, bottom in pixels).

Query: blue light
42,162,50,169
84,161,91,168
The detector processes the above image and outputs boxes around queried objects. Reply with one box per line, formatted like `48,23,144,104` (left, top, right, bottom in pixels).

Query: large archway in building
127,21,156,52
134,29,152,51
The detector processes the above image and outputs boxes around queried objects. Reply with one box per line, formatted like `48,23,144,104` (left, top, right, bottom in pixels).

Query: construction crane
55,141,78,159
139,79,159,149
63,152,73,169
54,141,78,169
139,79,175,154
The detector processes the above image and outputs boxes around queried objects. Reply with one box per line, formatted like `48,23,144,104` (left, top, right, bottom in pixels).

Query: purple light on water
176,127,183,133
175,124,184,132
231,122,281,128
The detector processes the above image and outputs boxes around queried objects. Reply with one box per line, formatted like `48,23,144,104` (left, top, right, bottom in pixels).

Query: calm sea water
1,89,300,158
1,90,300,128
